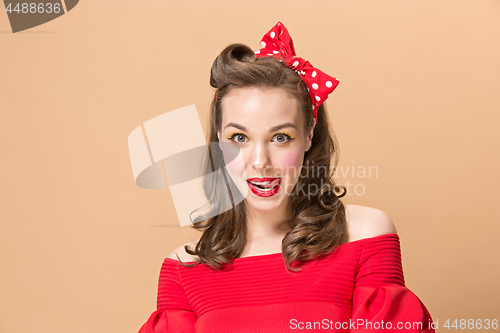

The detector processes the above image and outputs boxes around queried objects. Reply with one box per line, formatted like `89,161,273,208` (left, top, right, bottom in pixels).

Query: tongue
260,178,280,188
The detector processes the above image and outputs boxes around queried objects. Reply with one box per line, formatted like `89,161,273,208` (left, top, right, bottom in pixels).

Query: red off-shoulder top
137,233,434,332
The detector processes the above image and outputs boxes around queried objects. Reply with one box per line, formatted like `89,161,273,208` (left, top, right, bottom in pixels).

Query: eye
227,132,248,144
227,132,295,145
272,132,294,144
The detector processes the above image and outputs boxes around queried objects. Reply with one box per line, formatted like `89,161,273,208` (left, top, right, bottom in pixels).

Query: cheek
221,143,246,179
226,158,245,176
277,147,303,171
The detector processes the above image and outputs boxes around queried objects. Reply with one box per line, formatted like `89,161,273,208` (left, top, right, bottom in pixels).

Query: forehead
221,87,302,130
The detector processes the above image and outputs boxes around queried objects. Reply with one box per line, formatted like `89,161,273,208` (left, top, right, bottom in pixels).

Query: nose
250,143,272,173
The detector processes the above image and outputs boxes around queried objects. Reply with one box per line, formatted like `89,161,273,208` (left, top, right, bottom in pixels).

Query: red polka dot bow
255,22,340,120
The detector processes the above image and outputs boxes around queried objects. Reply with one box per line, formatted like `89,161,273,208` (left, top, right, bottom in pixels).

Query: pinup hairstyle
180,43,347,272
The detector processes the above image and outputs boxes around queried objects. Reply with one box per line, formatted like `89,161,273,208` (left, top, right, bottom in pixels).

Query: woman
138,22,434,332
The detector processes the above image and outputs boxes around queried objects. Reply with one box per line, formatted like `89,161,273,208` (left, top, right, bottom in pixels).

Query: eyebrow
224,122,297,132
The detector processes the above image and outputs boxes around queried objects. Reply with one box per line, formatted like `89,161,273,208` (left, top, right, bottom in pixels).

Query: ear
305,118,316,152
217,132,223,151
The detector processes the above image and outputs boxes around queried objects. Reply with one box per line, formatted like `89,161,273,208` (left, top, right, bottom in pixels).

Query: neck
244,203,292,243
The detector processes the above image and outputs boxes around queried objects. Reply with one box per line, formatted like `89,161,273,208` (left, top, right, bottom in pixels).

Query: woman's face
218,86,315,214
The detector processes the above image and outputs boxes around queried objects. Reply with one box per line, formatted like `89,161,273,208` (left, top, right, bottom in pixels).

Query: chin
245,196,286,212
245,203,281,213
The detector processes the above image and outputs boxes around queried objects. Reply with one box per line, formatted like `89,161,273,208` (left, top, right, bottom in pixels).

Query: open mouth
246,178,281,197
249,179,278,189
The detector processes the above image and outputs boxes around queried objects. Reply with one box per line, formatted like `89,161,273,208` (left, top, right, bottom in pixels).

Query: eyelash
227,132,295,144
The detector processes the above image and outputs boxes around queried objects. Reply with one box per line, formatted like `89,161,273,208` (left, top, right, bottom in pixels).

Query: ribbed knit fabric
138,233,434,333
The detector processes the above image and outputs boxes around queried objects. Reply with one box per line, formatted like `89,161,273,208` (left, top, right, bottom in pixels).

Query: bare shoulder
167,239,201,262
344,204,397,243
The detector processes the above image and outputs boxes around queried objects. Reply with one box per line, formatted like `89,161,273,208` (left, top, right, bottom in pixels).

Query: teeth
249,180,271,185
251,184,275,191
248,179,279,192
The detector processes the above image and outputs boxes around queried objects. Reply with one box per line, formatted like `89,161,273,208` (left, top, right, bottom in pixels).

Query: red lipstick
246,177,281,197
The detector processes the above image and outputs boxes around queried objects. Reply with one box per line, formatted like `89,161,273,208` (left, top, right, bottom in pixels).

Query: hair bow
255,22,340,120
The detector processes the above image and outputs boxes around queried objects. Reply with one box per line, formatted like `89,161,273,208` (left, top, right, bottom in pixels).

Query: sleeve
350,234,435,332
137,259,196,333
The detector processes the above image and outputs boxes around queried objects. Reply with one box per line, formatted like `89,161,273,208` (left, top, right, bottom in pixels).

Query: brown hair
179,43,347,272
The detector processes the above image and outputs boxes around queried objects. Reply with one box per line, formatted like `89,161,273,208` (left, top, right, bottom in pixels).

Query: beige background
1,1,499,332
